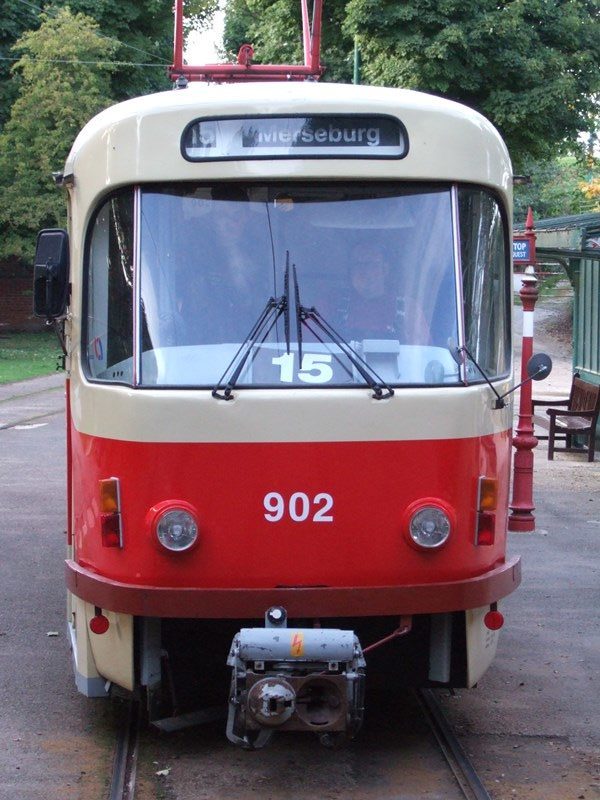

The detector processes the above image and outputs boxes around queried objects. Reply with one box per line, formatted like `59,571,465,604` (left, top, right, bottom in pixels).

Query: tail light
89,607,110,634
476,477,497,546
484,603,504,630
99,477,122,548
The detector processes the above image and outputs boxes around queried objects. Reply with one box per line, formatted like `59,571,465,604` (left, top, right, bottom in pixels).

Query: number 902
263,492,334,523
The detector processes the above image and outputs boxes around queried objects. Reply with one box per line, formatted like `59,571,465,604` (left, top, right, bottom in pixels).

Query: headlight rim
403,498,454,552
148,500,200,554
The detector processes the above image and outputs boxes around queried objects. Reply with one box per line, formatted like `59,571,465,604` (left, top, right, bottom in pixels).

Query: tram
33,0,541,747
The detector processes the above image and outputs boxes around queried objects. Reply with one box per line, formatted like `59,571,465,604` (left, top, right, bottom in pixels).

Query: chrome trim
133,186,141,386
451,185,468,385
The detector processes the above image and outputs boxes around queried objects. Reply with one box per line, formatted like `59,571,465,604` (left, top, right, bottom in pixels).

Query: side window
85,191,135,382
459,189,511,379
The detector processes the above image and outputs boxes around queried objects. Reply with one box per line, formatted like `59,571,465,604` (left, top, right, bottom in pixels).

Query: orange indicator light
478,477,498,512
99,478,122,547
100,478,120,513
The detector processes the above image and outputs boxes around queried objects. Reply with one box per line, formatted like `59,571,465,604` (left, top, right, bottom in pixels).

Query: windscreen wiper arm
212,295,286,400
212,255,295,401
299,305,395,400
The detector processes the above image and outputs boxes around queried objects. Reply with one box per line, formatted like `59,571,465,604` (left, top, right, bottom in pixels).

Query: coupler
226,606,366,748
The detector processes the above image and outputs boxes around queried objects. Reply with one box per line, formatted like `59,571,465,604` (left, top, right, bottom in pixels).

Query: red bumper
66,557,521,618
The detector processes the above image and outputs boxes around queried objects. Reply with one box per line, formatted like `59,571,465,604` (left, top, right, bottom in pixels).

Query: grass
0,330,63,384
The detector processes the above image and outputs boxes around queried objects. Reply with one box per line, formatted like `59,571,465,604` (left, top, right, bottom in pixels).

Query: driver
345,243,429,344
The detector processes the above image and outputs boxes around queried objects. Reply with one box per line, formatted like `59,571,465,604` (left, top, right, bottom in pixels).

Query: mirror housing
526,352,552,381
33,228,69,319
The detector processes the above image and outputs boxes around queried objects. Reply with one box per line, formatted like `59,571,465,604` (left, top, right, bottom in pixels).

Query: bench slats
532,375,600,462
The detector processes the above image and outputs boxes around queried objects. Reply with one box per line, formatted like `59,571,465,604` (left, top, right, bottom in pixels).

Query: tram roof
65,81,512,202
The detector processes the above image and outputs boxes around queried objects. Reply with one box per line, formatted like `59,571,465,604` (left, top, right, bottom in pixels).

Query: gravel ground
439,283,600,800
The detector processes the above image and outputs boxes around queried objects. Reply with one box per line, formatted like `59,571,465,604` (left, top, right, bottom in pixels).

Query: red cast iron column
508,209,539,532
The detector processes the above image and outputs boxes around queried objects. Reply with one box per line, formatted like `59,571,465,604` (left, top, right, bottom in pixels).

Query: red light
101,512,122,547
484,610,504,630
89,613,110,635
476,512,495,546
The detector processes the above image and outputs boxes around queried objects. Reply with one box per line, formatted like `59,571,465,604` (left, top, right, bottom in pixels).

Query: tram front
34,84,520,744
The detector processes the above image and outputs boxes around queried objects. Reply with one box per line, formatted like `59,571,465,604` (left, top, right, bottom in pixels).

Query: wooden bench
532,375,600,462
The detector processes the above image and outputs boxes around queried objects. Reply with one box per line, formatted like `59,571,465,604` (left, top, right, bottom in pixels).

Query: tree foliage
513,155,599,222
0,0,39,127
224,0,600,169
224,0,353,82
58,0,217,99
0,0,218,126
581,178,600,211
0,8,116,259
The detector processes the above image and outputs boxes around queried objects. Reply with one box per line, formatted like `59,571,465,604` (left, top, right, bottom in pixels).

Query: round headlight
156,508,198,552
409,506,451,549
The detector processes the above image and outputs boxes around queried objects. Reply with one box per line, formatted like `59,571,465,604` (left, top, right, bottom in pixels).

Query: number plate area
251,343,352,385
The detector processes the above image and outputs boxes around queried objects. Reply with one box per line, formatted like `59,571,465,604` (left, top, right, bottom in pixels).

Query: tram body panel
44,79,522,720
69,397,512,591
64,83,511,224
69,377,512,444
465,606,501,686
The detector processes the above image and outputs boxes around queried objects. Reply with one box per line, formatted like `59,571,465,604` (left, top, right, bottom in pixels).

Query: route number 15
272,353,333,384
263,492,334,523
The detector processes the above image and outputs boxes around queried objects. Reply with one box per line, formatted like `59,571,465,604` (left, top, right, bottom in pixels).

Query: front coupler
226,606,366,748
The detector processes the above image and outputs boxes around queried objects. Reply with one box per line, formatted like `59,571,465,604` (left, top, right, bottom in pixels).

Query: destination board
182,114,408,161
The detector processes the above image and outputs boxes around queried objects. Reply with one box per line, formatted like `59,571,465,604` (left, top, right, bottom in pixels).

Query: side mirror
33,228,69,319
526,353,552,381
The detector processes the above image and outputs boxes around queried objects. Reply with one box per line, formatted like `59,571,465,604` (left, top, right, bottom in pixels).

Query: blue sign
513,237,532,263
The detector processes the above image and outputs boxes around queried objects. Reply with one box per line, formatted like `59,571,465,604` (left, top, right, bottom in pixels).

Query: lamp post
508,208,538,532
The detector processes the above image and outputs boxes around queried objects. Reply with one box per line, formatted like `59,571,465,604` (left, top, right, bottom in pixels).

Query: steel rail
108,700,140,800
416,688,493,800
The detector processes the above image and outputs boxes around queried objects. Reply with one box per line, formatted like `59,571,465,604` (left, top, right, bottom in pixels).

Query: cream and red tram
36,76,520,745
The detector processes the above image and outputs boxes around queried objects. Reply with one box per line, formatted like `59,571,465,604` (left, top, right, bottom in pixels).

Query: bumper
65,557,521,618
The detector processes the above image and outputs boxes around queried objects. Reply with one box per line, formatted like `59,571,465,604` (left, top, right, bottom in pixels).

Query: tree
513,156,599,222
54,0,218,99
0,8,117,260
343,0,600,168
581,177,600,211
224,0,600,168
0,0,39,127
223,0,353,82
0,0,218,128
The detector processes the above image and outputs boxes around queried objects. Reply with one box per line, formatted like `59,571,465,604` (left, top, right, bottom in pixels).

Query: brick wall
0,259,45,332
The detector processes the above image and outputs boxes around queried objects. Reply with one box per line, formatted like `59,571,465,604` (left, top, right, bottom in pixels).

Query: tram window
84,191,135,382
459,189,511,380
134,182,462,388
84,182,464,388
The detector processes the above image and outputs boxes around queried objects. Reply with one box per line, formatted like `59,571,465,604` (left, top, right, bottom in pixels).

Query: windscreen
136,182,460,388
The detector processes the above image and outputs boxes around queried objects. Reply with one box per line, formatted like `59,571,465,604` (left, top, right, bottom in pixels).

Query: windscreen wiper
212,254,394,401
212,255,295,401
212,295,286,400
288,264,302,364
299,305,395,400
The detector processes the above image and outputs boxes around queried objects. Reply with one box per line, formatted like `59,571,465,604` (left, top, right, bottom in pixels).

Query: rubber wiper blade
212,296,285,401
293,264,303,366
283,253,291,355
300,305,394,400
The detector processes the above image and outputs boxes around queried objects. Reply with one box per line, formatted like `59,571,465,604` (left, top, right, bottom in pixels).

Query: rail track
108,688,492,800
108,700,140,800
416,688,493,800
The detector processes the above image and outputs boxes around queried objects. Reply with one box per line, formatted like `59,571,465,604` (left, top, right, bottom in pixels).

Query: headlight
408,505,451,549
156,508,198,552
